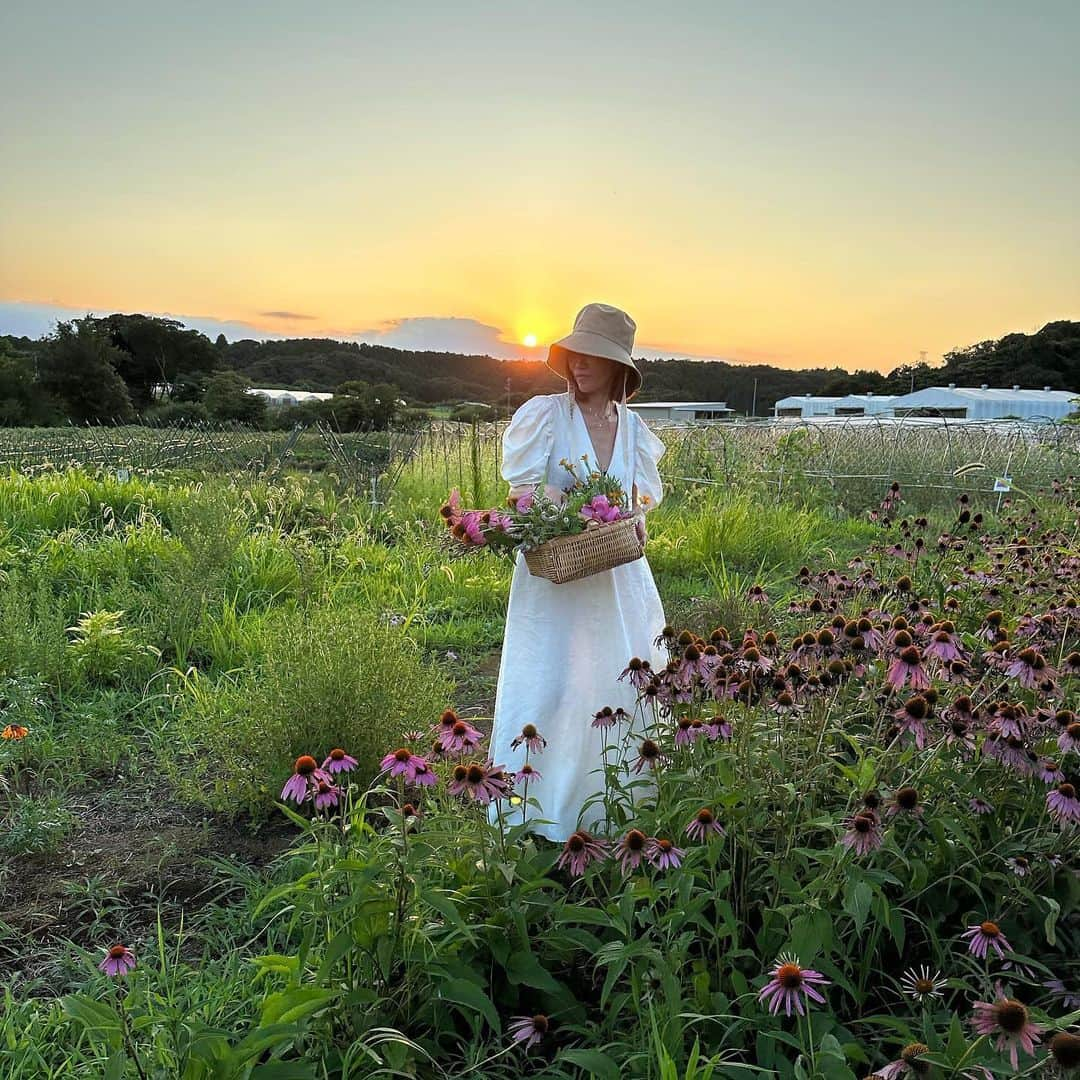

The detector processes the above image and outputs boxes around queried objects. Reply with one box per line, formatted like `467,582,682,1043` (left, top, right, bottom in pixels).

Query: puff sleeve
632,411,667,511
501,395,556,489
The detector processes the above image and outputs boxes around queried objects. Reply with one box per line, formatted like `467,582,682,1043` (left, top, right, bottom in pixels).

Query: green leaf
249,1064,316,1079
259,988,337,1027
1043,896,1061,946
61,995,122,1050
558,1048,622,1080
437,978,501,1033
842,880,873,934
506,948,563,994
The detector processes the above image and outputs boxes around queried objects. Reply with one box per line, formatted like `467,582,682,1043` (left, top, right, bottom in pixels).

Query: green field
1,422,1077,1078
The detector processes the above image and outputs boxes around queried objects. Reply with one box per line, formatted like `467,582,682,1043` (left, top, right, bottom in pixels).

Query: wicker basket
523,516,644,584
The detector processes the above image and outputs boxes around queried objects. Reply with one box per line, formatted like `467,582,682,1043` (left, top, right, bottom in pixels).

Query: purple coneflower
514,762,542,785
511,723,547,753
99,944,136,977
900,966,945,1002
877,1043,932,1080
1006,855,1031,877
747,584,769,604
970,996,1042,1070
757,955,830,1017
1005,647,1054,689
508,1013,549,1050
886,646,931,691
380,747,430,784
438,718,484,755
313,779,342,811
647,837,684,870
556,830,608,877
616,828,651,874
674,715,699,747
591,706,616,729
447,761,510,804
322,747,358,774
632,739,665,773
893,696,930,750
281,755,326,804
841,812,883,856
1049,1032,1080,1072
1035,758,1065,785
1058,721,1080,753
1047,782,1080,824
618,657,653,690
887,786,924,818
1043,978,1080,1010
685,807,725,841
961,919,1011,959
704,715,733,741
925,627,963,664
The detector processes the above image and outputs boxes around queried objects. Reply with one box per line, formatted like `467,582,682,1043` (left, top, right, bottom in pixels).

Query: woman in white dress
487,303,670,842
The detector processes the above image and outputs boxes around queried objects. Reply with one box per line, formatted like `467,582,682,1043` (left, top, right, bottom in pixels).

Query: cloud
341,315,526,358
259,310,317,320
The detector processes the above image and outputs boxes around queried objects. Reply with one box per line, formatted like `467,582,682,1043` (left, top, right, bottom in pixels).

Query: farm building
628,401,734,422
772,395,842,418
246,388,335,408
888,385,1076,421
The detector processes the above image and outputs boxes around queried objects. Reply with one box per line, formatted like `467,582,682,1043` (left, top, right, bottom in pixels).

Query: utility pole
505,376,511,421
751,377,758,418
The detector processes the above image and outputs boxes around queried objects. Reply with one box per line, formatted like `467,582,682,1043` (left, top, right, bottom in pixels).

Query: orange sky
2,4,1077,371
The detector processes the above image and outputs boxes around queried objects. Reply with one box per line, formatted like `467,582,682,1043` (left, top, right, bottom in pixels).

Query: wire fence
3,415,1078,512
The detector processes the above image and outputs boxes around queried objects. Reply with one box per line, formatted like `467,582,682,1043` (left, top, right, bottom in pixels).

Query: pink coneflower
514,762,542,785
747,584,769,604
632,739,666,773
99,944,136,977
1050,1032,1080,1072
556,830,608,877
1006,855,1031,877
900,966,945,1002
280,755,326,804
1047,782,1080,824
970,996,1042,1070
447,761,510,805
313,779,342,811
841,812,884,856
511,723,547,753
438,718,484,755
886,646,931,691
380,747,431,784
647,837,685,870
757,955,830,1017
616,828,651,874
962,920,1011,959
322,747,358,774
508,1013,549,1050
887,786,924,818
685,807,725,841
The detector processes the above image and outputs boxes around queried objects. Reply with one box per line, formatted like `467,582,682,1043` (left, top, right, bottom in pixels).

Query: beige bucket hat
547,302,642,398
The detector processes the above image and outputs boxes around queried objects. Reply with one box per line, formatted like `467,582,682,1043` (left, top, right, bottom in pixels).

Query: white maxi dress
487,391,670,842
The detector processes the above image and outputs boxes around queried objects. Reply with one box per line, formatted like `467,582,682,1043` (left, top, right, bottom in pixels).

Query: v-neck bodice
571,396,621,473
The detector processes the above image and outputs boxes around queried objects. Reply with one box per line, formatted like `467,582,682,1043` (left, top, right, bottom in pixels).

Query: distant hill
217,320,1080,414
3,318,1078,424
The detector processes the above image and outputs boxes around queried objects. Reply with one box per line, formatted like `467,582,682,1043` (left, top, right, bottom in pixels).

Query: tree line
1,314,1077,428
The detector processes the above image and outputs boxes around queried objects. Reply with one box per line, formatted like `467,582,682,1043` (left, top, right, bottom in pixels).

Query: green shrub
175,603,453,817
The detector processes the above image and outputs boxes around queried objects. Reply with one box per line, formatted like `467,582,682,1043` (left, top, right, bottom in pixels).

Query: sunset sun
523,333,537,348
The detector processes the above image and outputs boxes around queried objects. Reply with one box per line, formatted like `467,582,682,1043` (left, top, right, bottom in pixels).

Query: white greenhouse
246,388,335,408
888,385,1076,422
628,401,734,422
829,394,899,416
772,395,842,418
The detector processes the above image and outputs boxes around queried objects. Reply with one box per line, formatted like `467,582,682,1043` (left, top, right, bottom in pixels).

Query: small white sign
116,467,130,483
992,476,1012,493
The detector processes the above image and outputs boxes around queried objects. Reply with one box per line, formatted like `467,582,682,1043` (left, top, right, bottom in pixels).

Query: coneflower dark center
777,963,803,989
994,1000,1028,1033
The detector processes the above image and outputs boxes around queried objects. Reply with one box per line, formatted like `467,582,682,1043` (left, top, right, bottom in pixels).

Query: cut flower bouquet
439,454,640,558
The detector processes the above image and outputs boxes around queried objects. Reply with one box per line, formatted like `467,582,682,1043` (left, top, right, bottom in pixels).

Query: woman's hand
633,509,647,546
